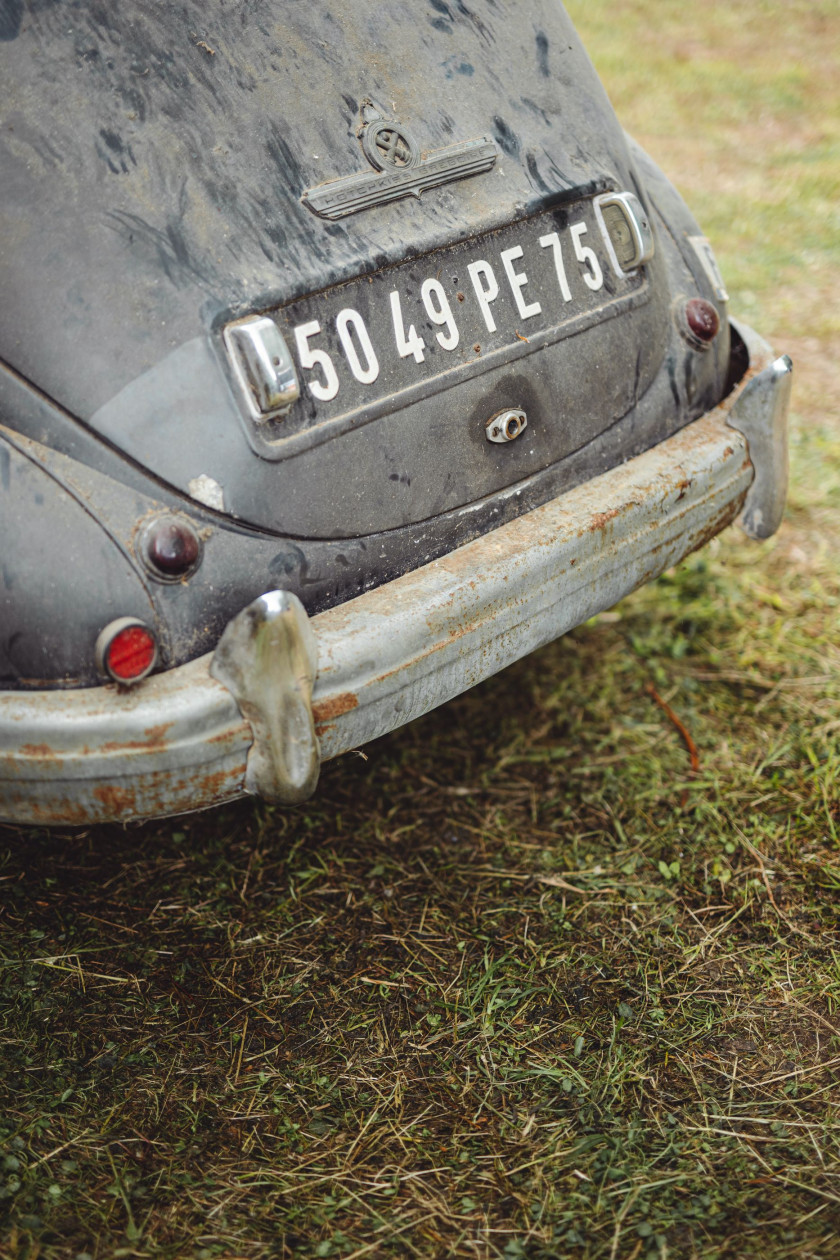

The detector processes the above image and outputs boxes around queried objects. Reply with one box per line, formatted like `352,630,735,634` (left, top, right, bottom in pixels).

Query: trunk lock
486,408,528,443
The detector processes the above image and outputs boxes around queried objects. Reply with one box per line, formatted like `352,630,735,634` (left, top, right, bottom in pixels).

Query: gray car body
0,0,733,692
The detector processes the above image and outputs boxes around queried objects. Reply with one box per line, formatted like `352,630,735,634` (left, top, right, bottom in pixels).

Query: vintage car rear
0,1,791,823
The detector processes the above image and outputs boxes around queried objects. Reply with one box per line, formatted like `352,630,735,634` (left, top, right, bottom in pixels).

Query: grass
2,1,840,1256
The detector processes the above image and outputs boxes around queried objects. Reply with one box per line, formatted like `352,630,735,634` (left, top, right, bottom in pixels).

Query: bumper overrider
0,322,791,826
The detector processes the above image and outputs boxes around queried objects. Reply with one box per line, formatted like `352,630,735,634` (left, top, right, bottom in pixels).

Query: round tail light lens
96,618,158,684
143,516,201,579
685,297,720,343
676,296,721,350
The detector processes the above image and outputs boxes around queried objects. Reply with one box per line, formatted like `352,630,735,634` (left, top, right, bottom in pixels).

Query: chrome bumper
0,322,791,826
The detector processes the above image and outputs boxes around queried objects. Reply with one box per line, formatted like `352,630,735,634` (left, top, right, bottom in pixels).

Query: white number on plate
336,308,380,384
421,278,460,351
570,221,603,291
389,290,426,363
538,231,572,302
294,320,339,401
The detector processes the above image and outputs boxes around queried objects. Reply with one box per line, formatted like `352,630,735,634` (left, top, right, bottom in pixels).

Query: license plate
247,197,647,454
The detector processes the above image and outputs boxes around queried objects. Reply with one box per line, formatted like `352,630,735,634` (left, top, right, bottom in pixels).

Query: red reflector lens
105,625,157,682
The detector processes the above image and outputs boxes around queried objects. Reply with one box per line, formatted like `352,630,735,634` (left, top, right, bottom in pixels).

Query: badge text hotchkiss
303,115,497,220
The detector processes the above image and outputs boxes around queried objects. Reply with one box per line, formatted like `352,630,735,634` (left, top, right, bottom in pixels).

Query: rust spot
19,743,60,761
456,292,465,302
589,507,621,531
99,721,175,755
195,767,243,802
473,343,481,353
207,725,249,746
312,692,359,724
93,784,139,816
23,798,90,826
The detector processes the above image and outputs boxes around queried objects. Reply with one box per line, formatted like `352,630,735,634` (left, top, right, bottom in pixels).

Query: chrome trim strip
303,137,497,219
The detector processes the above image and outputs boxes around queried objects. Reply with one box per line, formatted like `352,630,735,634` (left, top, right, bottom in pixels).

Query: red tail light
96,618,158,684
685,297,720,343
142,515,201,579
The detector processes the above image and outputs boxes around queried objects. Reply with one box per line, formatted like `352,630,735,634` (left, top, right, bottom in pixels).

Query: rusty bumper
0,322,790,826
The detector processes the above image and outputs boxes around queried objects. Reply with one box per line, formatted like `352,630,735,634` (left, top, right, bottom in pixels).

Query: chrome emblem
362,120,420,171
303,103,497,220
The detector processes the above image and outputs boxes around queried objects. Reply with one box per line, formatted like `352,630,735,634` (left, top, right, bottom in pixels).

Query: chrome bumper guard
0,322,791,825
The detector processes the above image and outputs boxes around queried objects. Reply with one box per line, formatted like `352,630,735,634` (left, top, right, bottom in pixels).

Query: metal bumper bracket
210,590,320,803
726,349,792,539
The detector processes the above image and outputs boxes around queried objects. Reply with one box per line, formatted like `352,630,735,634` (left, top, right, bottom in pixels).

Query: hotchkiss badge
303,102,497,220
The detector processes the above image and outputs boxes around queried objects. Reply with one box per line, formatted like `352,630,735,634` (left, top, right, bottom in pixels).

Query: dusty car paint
1,2,731,690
